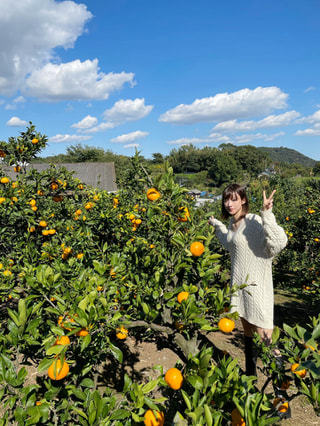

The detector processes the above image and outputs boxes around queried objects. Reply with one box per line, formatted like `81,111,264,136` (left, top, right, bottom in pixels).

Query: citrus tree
0,124,319,425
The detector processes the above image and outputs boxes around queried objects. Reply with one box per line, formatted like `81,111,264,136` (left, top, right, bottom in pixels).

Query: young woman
208,183,288,376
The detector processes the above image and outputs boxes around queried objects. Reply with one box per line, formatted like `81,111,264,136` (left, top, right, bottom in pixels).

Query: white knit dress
211,209,287,329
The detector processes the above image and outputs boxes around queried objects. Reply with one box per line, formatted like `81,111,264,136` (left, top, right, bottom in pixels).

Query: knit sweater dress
211,209,287,329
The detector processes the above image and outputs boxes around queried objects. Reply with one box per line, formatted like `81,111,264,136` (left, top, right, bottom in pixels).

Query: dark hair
221,183,249,220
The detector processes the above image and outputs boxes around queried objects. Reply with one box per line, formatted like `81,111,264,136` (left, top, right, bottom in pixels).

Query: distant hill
258,147,317,167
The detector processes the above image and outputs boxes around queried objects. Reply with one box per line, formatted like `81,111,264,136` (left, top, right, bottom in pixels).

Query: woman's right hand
208,215,215,226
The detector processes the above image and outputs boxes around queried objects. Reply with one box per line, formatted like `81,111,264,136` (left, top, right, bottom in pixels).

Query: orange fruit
147,188,161,201
291,363,306,378
231,408,245,426
178,207,190,222
144,409,164,426
164,367,183,390
190,241,204,256
39,220,47,227
177,291,189,304
174,320,185,331
273,398,289,413
76,328,89,337
32,138,39,144
218,317,235,333
304,342,317,351
51,182,59,190
48,358,69,380
54,335,70,346
116,326,128,339
280,380,290,390
53,195,63,202
0,177,10,184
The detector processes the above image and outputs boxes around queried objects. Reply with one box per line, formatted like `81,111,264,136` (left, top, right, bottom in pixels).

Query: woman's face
224,192,246,217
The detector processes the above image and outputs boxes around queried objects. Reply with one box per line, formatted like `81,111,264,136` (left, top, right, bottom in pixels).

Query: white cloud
13,96,26,104
71,115,98,130
110,130,149,144
82,98,154,134
295,124,320,137
168,131,285,146
25,60,135,102
167,137,216,145
159,87,288,125
81,122,116,134
6,116,28,127
0,0,92,97
295,110,320,136
5,95,27,110
49,134,93,143
123,143,140,149
212,111,300,132
234,132,285,144
103,98,153,126
296,109,320,125
304,86,316,93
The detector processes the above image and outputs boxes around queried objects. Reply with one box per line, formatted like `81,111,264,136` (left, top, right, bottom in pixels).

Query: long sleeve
210,218,231,251
260,209,288,258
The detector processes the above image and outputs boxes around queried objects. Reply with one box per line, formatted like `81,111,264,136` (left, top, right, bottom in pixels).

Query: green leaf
283,323,299,340
110,409,131,420
188,375,203,390
181,389,192,411
78,296,89,312
80,378,95,388
7,308,19,327
204,404,213,426
142,380,158,394
79,333,91,352
38,358,54,373
142,302,149,315
109,342,123,363
312,321,320,340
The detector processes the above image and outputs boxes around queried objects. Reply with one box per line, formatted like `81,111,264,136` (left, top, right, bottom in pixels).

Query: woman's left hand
262,190,276,211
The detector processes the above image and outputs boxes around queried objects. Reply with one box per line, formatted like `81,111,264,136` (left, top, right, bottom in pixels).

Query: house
258,167,276,178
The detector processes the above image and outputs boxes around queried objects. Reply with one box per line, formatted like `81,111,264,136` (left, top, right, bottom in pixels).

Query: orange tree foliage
0,124,319,425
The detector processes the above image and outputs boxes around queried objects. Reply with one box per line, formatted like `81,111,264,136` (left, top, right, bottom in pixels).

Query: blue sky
1,0,320,161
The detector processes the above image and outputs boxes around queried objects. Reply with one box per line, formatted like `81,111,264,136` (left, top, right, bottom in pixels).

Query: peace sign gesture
262,190,276,211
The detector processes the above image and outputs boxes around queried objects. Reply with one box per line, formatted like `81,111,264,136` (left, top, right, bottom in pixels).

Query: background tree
312,161,320,176
208,150,240,187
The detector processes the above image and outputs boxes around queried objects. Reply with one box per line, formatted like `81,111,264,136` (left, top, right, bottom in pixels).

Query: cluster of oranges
47,333,71,381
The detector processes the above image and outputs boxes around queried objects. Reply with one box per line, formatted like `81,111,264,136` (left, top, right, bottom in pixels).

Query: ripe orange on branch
177,291,189,304
48,358,69,380
116,325,128,340
144,410,164,426
54,335,70,346
190,241,204,257
231,408,245,426
146,188,161,201
164,367,183,390
178,206,190,222
273,398,289,413
218,317,235,333
76,328,89,337
291,363,307,378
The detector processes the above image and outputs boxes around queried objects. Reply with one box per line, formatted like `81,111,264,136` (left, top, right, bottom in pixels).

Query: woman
208,183,287,376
